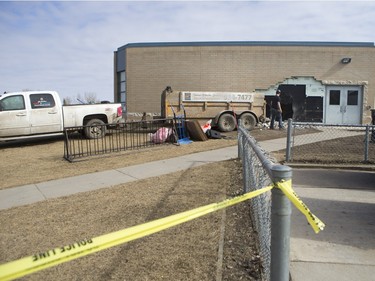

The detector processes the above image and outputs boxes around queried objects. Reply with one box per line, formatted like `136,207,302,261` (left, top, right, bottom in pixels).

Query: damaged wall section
263,77,325,122
263,77,369,124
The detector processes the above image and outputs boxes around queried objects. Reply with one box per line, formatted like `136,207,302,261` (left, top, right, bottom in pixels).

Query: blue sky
0,1,374,102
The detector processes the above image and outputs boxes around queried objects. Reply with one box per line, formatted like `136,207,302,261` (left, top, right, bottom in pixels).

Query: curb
283,162,375,172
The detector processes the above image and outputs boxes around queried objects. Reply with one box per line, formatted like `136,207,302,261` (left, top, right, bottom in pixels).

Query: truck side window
0,95,25,111
30,94,55,109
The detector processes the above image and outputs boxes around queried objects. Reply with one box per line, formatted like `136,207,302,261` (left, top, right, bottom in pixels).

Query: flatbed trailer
161,87,265,132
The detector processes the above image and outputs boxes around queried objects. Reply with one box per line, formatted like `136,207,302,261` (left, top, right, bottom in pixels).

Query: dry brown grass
1,126,370,280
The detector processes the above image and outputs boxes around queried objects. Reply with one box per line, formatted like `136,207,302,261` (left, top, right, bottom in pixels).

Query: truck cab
0,91,63,138
0,91,124,141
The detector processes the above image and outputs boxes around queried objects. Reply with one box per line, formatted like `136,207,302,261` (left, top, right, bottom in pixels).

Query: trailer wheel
218,113,236,132
84,119,106,139
240,113,256,130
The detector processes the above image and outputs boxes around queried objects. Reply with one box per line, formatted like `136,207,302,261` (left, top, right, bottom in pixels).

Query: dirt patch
290,134,375,164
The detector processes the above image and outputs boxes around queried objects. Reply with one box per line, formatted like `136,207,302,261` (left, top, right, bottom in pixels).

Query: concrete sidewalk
291,169,375,281
1,135,374,280
0,146,239,210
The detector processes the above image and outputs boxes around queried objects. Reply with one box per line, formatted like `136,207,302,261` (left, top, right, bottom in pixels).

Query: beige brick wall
122,45,375,117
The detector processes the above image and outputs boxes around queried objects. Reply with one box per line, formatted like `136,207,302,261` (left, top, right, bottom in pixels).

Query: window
120,81,126,92
120,71,125,81
329,90,340,105
347,90,358,106
118,71,126,102
30,94,55,109
118,71,126,112
0,95,25,111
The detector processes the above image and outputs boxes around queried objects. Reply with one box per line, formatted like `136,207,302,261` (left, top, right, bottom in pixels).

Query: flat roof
117,41,374,51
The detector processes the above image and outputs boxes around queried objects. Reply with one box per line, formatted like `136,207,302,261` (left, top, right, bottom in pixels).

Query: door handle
16,113,27,116
48,111,58,114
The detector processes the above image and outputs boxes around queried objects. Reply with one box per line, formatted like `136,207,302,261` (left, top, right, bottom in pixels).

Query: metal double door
325,86,362,125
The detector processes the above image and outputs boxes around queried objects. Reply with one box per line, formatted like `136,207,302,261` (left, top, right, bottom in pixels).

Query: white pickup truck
0,91,124,141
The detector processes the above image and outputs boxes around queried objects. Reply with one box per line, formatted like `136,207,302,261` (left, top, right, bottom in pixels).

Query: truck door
0,94,30,137
29,93,62,134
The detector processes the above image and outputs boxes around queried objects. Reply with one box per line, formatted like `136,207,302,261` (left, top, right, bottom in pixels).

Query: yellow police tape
0,180,324,281
275,180,325,234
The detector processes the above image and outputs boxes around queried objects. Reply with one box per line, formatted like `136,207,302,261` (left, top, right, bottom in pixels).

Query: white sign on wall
181,91,254,103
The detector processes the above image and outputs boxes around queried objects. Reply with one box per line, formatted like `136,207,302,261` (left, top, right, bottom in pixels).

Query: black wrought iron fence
63,118,177,162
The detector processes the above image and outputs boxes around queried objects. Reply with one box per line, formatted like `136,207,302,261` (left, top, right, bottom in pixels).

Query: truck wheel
218,114,236,132
240,113,256,130
84,119,106,139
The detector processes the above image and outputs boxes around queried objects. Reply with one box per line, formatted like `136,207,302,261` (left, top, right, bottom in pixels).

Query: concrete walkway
0,146,238,210
291,169,375,281
1,134,374,280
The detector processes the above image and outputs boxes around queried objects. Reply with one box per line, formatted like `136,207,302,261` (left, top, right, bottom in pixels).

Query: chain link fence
238,126,276,281
286,121,375,164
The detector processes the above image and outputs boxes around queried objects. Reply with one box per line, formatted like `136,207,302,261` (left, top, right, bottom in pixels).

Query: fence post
270,164,292,281
63,129,72,162
238,120,242,159
285,119,293,162
365,125,369,162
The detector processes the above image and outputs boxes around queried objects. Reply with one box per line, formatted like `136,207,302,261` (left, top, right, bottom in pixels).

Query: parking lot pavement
290,169,375,281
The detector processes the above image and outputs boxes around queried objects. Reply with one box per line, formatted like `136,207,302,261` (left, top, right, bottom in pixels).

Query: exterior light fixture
341,58,352,64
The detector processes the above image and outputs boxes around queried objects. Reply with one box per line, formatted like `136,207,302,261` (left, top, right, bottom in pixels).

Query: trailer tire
218,114,236,132
240,113,256,130
84,119,106,139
